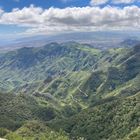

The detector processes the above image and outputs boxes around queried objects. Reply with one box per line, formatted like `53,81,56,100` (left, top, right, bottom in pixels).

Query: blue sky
0,0,90,12
0,0,140,39
1,0,140,11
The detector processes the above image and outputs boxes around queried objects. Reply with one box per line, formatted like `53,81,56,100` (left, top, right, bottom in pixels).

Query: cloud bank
0,4,140,35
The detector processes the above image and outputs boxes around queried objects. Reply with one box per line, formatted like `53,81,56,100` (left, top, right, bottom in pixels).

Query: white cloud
0,5,43,26
0,5,140,35
90,0,109,6
112,0,135,4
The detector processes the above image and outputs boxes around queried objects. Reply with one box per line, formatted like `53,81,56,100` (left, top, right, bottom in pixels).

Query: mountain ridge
0,42,140,140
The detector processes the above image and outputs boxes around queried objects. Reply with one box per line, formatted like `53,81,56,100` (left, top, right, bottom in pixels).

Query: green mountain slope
5,121,69,140
0,92,59,131
50,92,140,140
0,42,101,93
0,42,140,140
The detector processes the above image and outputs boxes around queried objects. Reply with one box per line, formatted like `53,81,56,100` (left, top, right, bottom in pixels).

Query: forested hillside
0,42,139,140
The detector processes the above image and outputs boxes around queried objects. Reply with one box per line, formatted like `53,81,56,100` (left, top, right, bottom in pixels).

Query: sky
0,0,140,39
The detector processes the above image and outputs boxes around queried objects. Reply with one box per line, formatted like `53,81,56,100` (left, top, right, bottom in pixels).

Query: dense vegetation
0,42,139,140
50,92,140,140
5,121,70,140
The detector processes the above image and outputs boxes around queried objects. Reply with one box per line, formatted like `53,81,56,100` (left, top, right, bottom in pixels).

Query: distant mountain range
1,31,140,52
